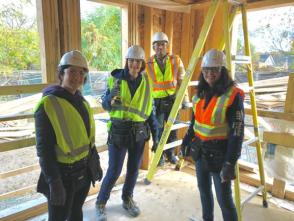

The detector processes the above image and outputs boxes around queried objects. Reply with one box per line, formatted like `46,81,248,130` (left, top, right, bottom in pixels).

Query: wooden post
284,73,294,113
36,0,60,84
272,178,286,199
141,6,153,170
58,0,82,54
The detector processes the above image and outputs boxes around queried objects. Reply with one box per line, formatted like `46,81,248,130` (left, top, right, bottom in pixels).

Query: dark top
102,68,159,143
182,91,244,165
34,85,90,185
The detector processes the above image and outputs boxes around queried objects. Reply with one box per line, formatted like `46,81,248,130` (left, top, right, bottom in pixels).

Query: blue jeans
96,139,145,204
196,159,237,221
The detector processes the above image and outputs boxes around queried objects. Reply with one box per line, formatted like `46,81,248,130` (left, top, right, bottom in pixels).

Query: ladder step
171,121,190,130
242,137,259,147
241,186,264,207
163,139,182,150
188,81,199,86
232,55,251,64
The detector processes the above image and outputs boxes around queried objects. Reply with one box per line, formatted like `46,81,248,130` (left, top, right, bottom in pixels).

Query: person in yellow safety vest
34,50,103,221
181,49,245,221
146,31,190,166
95,45,159,221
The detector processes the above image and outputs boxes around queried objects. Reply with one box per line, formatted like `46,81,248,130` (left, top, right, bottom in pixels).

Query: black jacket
34,85,90,194
102,68,159,143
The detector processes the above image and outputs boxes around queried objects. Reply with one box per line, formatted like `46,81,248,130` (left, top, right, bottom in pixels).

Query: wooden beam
0,84,49,96
284,73,294,113
271,178,286,199
58,0,82,53
90,0,129,7
245,108,294,121
246,0,294,11
36,0,60,84
0,137,36,152
128,2,139,45
263,131,294,148
0,185,36,200
143,6,153,59
0,164,40,179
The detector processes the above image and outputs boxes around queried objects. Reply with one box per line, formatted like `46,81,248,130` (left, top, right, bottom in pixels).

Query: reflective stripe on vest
109,74,153,122
192,86,244,141
146,55,179,98
38,95,95,163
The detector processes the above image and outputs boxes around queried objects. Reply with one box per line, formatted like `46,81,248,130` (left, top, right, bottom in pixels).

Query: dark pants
96,139,145,204
196,159,237,221
47,179,91,221
155,97,177,159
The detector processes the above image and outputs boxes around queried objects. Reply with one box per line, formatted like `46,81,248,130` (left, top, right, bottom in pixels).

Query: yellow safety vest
108,73,153,122
35,95,95,164
146,54,180,98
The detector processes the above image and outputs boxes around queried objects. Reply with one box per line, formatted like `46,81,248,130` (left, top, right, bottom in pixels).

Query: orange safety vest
192,86,244,141
146,54,180,98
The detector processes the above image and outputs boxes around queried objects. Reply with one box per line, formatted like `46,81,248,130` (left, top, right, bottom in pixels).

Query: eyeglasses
128,59,143,63
202,67,221,74
67,67,87,76
153,41,168,48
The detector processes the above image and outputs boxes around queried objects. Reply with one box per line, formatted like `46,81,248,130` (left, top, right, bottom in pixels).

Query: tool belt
195,137,227,172
154,95,176,113
59,157,89,183
109,120,150,149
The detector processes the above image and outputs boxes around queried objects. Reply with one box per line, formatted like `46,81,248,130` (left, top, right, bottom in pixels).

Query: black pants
47,179,91,221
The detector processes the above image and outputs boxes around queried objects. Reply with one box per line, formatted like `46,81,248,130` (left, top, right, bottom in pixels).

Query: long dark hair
197,66,235,98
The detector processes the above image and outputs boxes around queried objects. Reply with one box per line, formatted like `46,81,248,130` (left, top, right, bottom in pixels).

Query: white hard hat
201,49,226,68
152,32,169,44
125,45,145,60
59,50,89,72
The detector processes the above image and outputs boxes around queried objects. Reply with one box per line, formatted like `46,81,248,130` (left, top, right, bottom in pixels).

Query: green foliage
0,0,40,73
81,6,122,71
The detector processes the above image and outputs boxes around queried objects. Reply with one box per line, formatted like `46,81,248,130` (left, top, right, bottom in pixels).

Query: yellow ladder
144,1,268,220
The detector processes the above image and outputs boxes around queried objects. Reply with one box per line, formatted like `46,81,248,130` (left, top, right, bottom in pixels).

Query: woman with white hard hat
34,50,103,221
95,45,159,220
181,49,245,221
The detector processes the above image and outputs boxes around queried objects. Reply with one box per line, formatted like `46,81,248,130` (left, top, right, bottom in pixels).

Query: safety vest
146,54,180,98
192,86,244,141
35,95,95,164
108,73,153,122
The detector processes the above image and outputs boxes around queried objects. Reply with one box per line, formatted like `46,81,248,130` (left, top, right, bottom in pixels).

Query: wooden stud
165,11,174,53
36,0,60,84
284,73,294,113
272,178,286,199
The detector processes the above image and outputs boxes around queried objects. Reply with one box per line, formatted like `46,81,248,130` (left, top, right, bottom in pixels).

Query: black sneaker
122,197,141,217
95,202,107,221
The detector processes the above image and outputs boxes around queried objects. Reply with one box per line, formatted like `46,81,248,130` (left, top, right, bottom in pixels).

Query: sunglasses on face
202,67,221,74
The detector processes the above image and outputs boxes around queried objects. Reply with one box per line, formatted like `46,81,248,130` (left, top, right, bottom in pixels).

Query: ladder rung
241,186,264,207
188,81,199,86
171,121,190,130
232,55,251,64
163,139,182,150
242,137,258,147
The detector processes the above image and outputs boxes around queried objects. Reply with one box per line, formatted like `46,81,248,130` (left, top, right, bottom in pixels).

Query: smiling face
153,41,168,58
202,67,222,87
127,58,143,79
61,66,86,94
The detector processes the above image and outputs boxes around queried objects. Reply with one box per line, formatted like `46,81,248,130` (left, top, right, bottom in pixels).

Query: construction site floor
30,167,294,221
